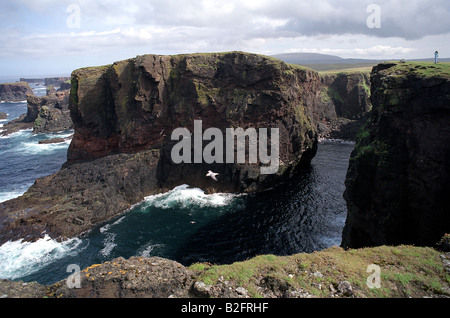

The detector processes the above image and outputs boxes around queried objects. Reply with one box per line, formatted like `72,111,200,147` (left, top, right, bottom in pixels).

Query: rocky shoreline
1,244,449,298
2,55,448,299
1,52,321,244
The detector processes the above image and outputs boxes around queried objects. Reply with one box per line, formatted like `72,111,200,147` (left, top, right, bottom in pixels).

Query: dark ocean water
0,83,355,285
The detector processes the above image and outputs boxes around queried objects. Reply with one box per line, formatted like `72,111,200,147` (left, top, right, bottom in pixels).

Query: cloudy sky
1,0,449,77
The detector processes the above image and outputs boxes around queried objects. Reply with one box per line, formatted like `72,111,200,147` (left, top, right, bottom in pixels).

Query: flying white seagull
206,170,219,181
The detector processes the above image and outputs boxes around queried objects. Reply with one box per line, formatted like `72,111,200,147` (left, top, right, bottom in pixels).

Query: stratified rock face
68,52,319,192
314,72,372,140
1,89,73,136
0,52,320,244
52,256,195,298
342,62,450,249
0,82,33,101
30,90,73,133
316,72,371,121
45,77,70,87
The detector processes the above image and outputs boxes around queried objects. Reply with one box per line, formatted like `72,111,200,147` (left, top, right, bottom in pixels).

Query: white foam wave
0,235,82,280
99,224,111,234
99,217,125,257
42,131,74,139
143,184,242,209
4,100,27,104
0,128,32,139
320,138,355,145
138,242,165,258
99,216,125,234
0,189,29,203
19,139,71,155
100,232,117,257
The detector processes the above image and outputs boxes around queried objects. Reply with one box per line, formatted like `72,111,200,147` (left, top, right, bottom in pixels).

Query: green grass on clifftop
385,61,450,78
319,66,373,75
190,245,449,298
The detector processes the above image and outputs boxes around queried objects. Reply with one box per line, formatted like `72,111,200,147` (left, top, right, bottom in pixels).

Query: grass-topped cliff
0,51,321,245
382,61,450,78
2,244,449,298
343,61,450,249
1,59,449,299
0,81,33,102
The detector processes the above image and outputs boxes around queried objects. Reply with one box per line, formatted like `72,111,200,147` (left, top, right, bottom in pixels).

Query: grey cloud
9,0,450,40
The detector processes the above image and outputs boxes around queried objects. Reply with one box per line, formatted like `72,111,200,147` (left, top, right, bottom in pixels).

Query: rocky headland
0,87,73,136
45,77,70,87
28,89,73,133
0,82,33,102
342,61,450,248
1,52,324,244
1,55,448,299
1,244,449,298
0,53,370,245
20,77,70,88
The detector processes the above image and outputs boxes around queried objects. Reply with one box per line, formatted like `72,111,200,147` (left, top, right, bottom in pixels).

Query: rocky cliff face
1,89,73,136
0,52,320,244
28,90,73,133
68,52,319,192
0,82,33,102
314,72,371,140
342,62,450,248
45,77,71,87
2,245,448,298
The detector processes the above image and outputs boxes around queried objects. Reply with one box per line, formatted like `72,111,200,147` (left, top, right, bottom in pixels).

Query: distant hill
271,53,380,65
272,53,450,71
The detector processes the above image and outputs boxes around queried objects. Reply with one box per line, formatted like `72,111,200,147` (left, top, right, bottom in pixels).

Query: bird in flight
206,170,219,181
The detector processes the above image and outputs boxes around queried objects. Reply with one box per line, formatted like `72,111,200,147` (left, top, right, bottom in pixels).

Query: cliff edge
0,52,320,244
0,82,33,102
342,61,450,248
1,244,448,298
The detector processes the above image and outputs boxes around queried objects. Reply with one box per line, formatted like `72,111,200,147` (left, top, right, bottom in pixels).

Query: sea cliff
0,82,33,102
342,61,450,248
0,52,322,244
1,87,73,136
0,58,449,299
315,71,371,140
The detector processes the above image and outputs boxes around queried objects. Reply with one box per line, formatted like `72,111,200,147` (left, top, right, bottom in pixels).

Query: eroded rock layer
342,62,450,248
0,52,322,243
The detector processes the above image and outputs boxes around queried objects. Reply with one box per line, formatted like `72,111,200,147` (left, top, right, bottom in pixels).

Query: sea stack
342,62,450,248
0,52,321,244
